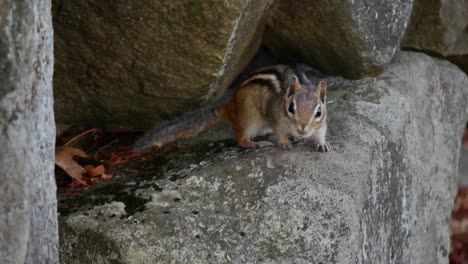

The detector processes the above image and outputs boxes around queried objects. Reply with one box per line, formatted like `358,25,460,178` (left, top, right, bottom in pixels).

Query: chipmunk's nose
297,126,307,135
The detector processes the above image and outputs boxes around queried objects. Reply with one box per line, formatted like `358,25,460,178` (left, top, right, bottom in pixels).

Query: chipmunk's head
285,78,327,138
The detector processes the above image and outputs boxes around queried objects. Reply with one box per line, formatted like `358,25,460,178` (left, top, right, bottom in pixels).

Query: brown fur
217,81,275,148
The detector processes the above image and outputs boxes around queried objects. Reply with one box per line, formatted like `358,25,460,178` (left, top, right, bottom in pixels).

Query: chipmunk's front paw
279,141,293,151
316,142,331,152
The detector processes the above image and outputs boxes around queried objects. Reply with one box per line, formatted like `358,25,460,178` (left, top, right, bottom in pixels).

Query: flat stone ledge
59,52,468,264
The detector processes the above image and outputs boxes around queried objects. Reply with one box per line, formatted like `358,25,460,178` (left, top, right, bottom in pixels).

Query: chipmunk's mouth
296,134,310,139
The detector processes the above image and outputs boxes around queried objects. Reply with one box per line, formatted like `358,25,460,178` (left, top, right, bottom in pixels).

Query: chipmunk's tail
133,107,220,152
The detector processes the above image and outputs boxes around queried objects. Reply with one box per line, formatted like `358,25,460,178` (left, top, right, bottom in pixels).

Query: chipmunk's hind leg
233,125,274,149
227,88,274,149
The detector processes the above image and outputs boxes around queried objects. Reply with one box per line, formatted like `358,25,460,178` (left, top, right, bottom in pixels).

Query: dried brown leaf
55,146,88,186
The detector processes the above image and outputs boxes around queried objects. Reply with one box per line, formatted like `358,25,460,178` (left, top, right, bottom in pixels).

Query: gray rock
0,0,58,263
52,0,274,128
402,0,468,56
265,0,414,78
59,52,468,263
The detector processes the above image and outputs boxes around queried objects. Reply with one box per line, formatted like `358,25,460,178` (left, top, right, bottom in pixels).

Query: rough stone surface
402,0,468,56
0,0,58,263
264,0,414,78
59,52,468,263
52,0,273,128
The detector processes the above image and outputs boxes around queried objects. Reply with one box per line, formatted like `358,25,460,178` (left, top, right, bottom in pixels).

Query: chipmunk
133,65,331,152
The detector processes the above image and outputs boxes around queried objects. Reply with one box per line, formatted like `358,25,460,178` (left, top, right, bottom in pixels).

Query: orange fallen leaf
55,146,88,186
85,164,106,178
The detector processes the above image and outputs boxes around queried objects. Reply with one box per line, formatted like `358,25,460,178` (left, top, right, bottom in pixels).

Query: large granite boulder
59,52,468,263
402,0,468,56
52,0,274,128
0,0,58,263
264,0,414,78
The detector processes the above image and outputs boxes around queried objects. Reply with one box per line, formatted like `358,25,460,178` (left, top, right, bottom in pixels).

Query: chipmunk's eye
288,101,295,115
315,106,321,118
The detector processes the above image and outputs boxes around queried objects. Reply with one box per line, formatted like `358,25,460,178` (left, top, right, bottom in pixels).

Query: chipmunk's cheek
292,130,300,137
305,127,316,138
291,127,301,137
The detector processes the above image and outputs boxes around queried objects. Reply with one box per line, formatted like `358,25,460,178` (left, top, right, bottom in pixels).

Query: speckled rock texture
265,0,414,79
52,0,274,128
402,0,468,56
59,52,468,264
0,0,58,263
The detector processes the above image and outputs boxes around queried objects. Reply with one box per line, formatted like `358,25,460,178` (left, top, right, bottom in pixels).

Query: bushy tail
133,107,220,152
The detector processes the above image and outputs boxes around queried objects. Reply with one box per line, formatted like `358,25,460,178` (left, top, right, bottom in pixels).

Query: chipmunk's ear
287,75,301,97
316,80,327,102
